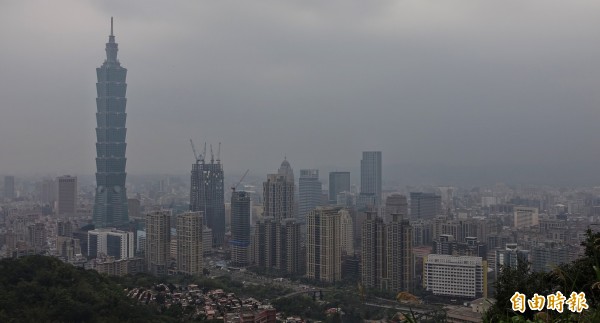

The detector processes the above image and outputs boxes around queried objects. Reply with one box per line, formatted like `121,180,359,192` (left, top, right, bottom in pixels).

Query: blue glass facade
93,21,129,228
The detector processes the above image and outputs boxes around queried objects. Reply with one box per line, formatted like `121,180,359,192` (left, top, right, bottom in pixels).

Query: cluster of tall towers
88,21,415,294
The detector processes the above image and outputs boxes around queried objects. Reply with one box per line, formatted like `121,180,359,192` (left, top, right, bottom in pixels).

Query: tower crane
231,169,250,192
190,139,200,164
217,142,221,164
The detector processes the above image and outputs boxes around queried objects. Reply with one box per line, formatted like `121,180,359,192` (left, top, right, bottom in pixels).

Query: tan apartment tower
386,214,414,293
146,210,171,276
306,206,344,283
361,211,386,289
176,211,203,275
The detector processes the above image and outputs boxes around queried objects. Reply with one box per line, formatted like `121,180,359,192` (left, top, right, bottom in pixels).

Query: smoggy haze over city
1,1,600,185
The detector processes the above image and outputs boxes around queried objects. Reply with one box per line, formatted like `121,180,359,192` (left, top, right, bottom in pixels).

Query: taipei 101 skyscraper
93,18,129,228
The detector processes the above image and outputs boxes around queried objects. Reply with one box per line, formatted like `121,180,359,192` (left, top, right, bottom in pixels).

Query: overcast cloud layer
1,1,600,185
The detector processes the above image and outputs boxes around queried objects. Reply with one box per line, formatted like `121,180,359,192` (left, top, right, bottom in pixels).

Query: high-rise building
40,178,56,206
263,174,294,221
361,211,386,289
252,216,302,275
386,214,414,293
299,169,322,224
231,191,251,266
176,211,203,275
385,194,408,223
339,208,354,256
306,206,344,283
190,154,225,247
254,217,277,269
93,18,130,228
145,210,171,276
359,151,382,208
4,176,15,200
87,228,135,260
57,175,77,216
329,172,350,204
276,218,302,274
410,192,442,220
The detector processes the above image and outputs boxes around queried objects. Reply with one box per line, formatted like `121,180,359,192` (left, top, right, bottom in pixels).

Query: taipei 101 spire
93,17,129,228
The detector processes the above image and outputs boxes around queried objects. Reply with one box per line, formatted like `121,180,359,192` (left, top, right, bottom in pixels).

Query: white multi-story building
424,254,487,299
88,228,134,260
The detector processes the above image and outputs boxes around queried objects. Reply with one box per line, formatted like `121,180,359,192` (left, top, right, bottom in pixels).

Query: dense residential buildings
329,171,350,204
145,210,172,276
231,191,251,266
176,211,203,275
298,169,322,225
359,151,382,208
424,254,487,299
190,153,225,247
57,175,77,216
93,19,130,228
306,206,345,283
410,192,442,220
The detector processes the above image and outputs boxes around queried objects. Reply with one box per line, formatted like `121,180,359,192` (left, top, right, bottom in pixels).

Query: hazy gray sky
1,1,600,184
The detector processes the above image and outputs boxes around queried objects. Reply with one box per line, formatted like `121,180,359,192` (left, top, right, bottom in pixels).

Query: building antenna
111,17,114,36
210,144,214,163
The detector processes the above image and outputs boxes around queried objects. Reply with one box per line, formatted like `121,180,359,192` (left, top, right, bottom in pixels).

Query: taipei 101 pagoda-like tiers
93,18,129,228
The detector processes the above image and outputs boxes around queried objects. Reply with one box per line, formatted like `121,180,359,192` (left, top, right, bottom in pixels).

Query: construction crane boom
231,169,250,192
190,139,199,163
217,142,221,163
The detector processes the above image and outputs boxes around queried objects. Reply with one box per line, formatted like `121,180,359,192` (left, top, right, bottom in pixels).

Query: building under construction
189,142,225,247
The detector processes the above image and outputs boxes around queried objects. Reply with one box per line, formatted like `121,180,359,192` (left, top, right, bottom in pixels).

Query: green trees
0,256,166,322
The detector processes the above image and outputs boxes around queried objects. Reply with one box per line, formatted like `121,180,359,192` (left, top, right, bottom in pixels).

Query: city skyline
2,3,600,322
1,2,600,186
